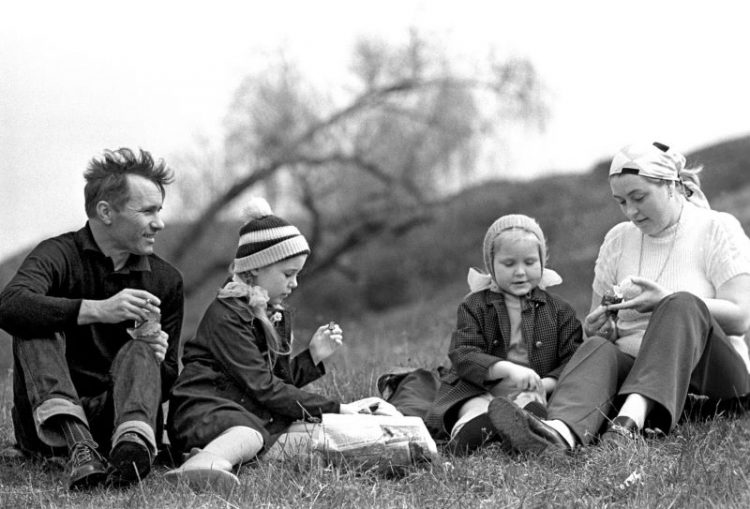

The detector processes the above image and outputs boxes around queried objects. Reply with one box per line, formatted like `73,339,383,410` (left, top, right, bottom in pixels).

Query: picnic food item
601,290,624,318
129,311,162,339
613,276,642,300
602,277,642,319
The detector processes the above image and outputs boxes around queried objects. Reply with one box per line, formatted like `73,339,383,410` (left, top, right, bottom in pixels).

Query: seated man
0,148,184,489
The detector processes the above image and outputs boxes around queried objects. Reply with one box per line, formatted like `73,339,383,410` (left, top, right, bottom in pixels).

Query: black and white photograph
2,1,750,507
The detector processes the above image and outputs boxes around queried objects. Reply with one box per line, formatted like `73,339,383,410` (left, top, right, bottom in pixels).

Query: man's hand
78,288,161,325
135,330,168,363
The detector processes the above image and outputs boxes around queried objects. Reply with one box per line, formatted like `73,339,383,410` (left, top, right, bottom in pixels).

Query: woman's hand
309,322,343,364
583,305,611,338
607,276,671,314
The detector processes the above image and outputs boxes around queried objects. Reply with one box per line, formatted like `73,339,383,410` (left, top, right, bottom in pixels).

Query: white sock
201,426,264,467
544,419,577,449
617,394,652,429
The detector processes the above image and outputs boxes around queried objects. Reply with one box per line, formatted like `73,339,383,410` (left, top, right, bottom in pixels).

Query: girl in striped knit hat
166,198,394,493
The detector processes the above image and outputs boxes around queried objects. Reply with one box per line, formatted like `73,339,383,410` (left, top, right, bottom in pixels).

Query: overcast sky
2,0,749,261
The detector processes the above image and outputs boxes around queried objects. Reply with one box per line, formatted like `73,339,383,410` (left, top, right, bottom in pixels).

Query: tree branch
168,79,440,265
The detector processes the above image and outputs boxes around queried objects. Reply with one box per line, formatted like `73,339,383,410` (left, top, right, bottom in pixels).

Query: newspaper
313,413,438,471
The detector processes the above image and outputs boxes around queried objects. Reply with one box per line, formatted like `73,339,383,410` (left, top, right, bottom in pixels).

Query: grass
3,296,750,508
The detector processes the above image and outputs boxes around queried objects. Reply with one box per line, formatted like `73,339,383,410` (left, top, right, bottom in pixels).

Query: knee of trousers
560,337,622,377
657,291,709,316
578,336,620,359
112,340,161,370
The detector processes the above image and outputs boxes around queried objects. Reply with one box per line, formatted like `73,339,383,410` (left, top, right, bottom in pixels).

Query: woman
487,141,750,453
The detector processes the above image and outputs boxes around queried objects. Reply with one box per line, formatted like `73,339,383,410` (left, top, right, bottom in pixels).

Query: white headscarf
609,141,710,208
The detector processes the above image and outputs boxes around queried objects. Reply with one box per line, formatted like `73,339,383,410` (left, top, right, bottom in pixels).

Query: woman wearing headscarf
487,141,750,453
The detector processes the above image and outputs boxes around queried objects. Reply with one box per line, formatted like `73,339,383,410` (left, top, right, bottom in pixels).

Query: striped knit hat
233,197,310,273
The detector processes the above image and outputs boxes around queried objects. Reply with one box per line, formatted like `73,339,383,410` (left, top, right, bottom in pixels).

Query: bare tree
167,32,547,298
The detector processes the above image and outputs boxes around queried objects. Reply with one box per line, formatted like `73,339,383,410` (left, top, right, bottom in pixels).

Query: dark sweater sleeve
289,349,327,387
0,240,81,337
206,304,340,419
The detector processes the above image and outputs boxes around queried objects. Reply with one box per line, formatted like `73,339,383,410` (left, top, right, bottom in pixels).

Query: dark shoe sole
488,397,557,455
108,441,152,485
69,469,107,491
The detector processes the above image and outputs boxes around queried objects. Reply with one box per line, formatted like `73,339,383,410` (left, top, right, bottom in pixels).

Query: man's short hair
83,148,174,218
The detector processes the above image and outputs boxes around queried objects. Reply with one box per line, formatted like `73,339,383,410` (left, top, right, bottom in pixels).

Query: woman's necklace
637,206,683,283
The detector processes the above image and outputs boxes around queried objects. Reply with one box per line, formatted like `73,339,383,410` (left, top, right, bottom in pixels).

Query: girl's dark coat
168,296,339,452
424,287,582,438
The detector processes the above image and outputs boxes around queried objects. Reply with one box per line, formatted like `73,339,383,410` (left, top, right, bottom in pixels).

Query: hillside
1,135,749,370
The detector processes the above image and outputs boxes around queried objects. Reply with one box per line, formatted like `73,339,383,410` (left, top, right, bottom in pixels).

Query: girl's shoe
488,397,570,455
447,413,501,456
599,416,640,448
164,450,240,495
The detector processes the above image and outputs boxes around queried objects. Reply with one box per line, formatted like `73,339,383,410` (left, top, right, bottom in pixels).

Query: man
0,148,184,489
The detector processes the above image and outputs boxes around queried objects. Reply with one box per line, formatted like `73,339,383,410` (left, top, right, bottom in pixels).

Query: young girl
424,214,582,454
165,198,383,492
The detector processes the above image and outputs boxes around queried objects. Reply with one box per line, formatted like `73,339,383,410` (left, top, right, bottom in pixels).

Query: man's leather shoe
108,432,152,486
67,442,108,490
488,397,570,455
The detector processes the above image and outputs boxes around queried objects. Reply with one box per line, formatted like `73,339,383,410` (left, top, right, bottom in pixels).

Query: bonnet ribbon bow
467,267,563,293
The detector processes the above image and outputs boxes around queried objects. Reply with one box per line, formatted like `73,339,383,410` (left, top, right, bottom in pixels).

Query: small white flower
270,311,283,324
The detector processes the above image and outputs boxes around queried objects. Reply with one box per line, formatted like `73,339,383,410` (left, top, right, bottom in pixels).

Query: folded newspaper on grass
313,413,439,471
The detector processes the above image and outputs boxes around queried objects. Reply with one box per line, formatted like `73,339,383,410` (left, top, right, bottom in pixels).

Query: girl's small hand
354,397,402,417
606,276,671,314
505,363,542,392
309,322,343,364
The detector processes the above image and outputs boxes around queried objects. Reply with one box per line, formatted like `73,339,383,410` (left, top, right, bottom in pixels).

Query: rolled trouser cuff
35,397,89,448
112,420,157,456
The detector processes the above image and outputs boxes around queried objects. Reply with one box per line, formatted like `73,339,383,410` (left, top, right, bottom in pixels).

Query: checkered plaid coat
424,287,582,437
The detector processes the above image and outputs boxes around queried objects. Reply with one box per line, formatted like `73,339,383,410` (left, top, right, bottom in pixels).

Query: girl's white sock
201,425,264,467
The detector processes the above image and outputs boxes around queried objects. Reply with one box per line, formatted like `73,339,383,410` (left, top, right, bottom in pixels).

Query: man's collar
77,222,151,272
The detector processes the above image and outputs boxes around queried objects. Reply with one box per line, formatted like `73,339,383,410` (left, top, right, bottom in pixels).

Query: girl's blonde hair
218,263,290,360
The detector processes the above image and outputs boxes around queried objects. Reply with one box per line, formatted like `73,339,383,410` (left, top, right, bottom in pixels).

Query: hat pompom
243,197,274,221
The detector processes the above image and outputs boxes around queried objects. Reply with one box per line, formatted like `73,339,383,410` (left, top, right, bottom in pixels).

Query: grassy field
3,294,750,509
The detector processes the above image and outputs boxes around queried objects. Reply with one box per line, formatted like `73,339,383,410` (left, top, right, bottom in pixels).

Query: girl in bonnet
491,142,750,454
166,198,394,492
424,214,582,454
